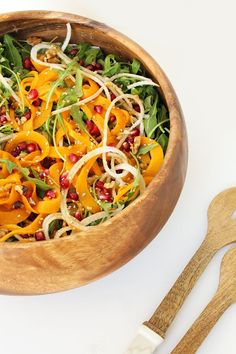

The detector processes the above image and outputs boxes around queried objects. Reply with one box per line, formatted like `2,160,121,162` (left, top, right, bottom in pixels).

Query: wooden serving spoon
171,245,236,354
126,187,236,354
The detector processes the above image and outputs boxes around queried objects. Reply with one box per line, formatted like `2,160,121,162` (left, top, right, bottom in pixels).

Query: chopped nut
104,181,115,189
29,197,36,206
0,229,8,237
131,136,141,154
15,185,23,195
45,47,59,60
27,36,42,46
0,183,12,192
20,116,27,124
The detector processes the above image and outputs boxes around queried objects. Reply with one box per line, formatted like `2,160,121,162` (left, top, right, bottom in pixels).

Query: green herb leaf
3,34,22,69
103,54,121,77
0,124,14,134
131,59,140,74
144,97,158,138
71,106,87,132
157,133,169,153
84,48,100,65
137,144,157,156
75,67,83,97
0,159,51,191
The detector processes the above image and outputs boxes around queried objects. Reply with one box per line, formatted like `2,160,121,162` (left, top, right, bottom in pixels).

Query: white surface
125,325,163,354
0,1,236,353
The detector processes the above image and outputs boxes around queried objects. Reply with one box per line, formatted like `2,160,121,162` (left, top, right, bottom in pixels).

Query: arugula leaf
157,133,169,153
144,97,158,138
131,59,140,74
0,159,51,191
3,34,22,69
137,144,157,156
0,124,14,134
103,54,121,77
71,106,86,132
84,48,101,65
148,118,170,139
75,67,83,97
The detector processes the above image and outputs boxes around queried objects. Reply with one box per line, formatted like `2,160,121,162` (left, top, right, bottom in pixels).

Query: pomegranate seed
90,125,100,136
12,201,23,209
95,63,103,70
79,59,85,66
11,147,20,157
27,143,37,153
22,234,30,239
74,211,83,221
18,142,27,151
24,110,31,120
45,190,57,199
122,141,130,152
127,135,134,144
35,231,45,241
69,48,78,56
23,57,32,70
12,167,18,173
108,142,115,147
28,169,34,177
133,104,140,112
22,186,33,198
98,193,112,202
109,115,116,123
68,189,79,201
130,128,140,137
0,115,7,124
32,98,42,107
116,169,123,174
86,120,94,131
110,93,116,101
27,89,38,100
60,173,70,189
94,105,103,114
39,169,49,179
86,64,95,71
96,180,104,189
69,153,81,164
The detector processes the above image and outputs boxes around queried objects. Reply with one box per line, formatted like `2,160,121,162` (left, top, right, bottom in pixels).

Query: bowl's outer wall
0,11,188,295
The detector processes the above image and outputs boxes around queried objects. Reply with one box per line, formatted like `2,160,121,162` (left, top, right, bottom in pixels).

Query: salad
0,24,169,242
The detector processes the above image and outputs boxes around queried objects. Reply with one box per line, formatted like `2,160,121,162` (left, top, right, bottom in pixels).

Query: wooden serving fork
125,187,236,354
171,245,236,353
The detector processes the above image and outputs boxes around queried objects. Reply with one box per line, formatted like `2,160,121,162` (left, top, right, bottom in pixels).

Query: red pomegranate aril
23,57,32,70
122,141,130,152
60,173,70,189
11,147,20,157
96,180,104,189
22,186,33,198
110,93,116,101
99,193,112,202
39,169,49,179
35,231,45,241
133,104,140,112
94,105,103,114
28,169,34,177
69,48,78,56
18,142,27,151
109,115,116,123
91,125,100,136
127,135,134,144
27,143,37,153
102,187,111,195
95,63,103,70
79,59,85,66
69,153,81,164
130,128,140,137
86,120,94,131
0,115,7,124
32,98,42,107
74,211,83,221
27,89,38,100
68,189,79,201
45,190,57,199
24,110,31,120
86,64,95,71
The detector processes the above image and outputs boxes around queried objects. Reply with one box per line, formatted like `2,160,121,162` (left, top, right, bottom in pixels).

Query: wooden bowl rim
0,10,187,250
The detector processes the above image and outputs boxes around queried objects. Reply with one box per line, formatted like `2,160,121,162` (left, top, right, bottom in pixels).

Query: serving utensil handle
143,238,216,338
171,288,231,354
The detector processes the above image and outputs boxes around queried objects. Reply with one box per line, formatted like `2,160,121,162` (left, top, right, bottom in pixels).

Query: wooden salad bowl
0,11,187,295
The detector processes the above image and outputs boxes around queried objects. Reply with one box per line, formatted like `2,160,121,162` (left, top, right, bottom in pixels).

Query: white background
0,1,236,353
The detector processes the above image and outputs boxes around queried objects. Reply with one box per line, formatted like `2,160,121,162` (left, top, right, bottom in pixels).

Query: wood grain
0,11,187,295
144,187,236,337
171,245,236,354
